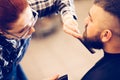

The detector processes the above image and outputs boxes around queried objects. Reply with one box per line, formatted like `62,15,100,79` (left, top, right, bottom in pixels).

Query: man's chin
82,39,103,50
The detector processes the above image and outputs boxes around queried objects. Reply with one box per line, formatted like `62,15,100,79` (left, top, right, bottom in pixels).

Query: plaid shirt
28,0,77,19
0,34,30,79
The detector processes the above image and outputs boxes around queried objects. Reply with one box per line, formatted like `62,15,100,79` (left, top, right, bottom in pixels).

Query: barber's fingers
49,74,59,80
63,19,80,33
63,25,82,38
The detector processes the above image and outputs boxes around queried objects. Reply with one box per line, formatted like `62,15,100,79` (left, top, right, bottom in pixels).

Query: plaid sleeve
55,0,77,19
28,0,54,11
28,0,56,17
28,0,77,19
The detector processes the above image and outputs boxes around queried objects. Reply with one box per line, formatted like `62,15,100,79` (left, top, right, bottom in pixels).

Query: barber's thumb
49,74,59,80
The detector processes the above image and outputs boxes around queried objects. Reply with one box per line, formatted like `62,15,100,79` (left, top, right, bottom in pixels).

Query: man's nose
84,17,89,25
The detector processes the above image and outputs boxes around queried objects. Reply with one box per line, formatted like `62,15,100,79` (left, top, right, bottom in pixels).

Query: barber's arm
28,0,81,38
56,0,81,38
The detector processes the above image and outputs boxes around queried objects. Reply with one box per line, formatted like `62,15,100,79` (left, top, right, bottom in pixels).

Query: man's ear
101,30,112,42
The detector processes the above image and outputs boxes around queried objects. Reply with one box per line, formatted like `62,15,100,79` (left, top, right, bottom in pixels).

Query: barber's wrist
62,13,74,22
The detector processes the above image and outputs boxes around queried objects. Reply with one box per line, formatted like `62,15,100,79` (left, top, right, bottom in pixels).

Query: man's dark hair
94,0,120,20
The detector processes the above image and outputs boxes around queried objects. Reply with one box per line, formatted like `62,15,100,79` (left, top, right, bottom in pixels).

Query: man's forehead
90,5,120,28
92,5,116,15
90,5,116,21
89,5,104,17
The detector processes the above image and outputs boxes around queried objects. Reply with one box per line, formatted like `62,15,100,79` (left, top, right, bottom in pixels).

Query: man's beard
82,28,103,50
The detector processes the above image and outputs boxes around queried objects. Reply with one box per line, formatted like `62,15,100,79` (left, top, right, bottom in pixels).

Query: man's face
82,4,118,49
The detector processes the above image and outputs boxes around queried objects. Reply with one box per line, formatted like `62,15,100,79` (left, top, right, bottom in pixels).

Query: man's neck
104,44,120,54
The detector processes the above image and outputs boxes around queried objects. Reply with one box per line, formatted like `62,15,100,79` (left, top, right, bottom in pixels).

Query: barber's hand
47,74,59,80
62,14,81,38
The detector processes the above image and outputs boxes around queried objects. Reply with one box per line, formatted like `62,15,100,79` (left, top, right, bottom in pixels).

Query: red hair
0,0,28,30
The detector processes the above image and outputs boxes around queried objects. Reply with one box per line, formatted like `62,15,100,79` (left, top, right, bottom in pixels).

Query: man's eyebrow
88,11,93,21
88,11,91,17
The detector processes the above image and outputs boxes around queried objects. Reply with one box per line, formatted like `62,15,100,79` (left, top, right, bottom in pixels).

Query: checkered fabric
28,0,77,19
